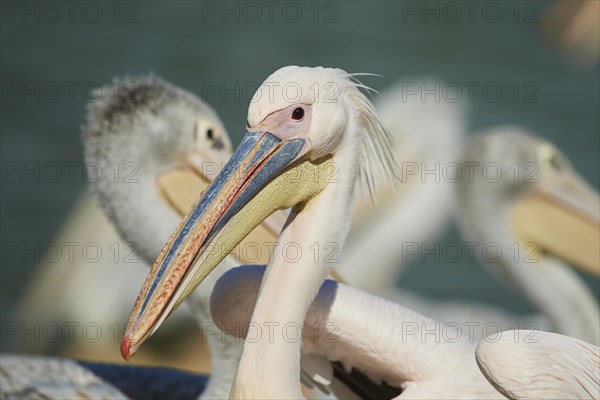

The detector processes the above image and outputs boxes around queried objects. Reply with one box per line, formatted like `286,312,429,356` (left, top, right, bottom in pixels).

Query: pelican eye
539,145,562,171
547,154,561,170
291,107,304,121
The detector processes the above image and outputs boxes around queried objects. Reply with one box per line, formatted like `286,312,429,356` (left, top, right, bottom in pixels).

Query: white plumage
210,265,501,399
476,331,600,399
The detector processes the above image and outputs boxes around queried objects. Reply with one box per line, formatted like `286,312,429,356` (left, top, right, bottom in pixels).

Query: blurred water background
1,0,598,367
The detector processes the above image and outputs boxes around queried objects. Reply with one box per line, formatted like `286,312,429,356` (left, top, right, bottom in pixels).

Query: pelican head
83,75,232,263
121,66,397,359
457,127,599,276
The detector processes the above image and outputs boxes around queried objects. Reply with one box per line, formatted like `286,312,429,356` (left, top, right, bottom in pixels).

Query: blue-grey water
1,1,599,333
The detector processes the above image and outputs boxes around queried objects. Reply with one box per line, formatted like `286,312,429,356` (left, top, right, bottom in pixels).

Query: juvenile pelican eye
206,128,214,140
291,107,304,120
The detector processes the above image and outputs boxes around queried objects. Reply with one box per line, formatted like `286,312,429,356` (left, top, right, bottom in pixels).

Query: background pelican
456,127,600,344
9,78,244,375
383,127,600,341
3,75,236,398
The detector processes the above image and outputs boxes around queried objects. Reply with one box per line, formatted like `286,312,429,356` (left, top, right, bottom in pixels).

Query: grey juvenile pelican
83,74,285,398
2,75,274,399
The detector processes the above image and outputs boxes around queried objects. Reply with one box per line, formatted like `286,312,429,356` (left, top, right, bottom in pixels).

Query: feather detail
344,77,400,203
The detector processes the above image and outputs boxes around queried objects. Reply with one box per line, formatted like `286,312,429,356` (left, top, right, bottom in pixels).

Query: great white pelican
121,66,399,398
